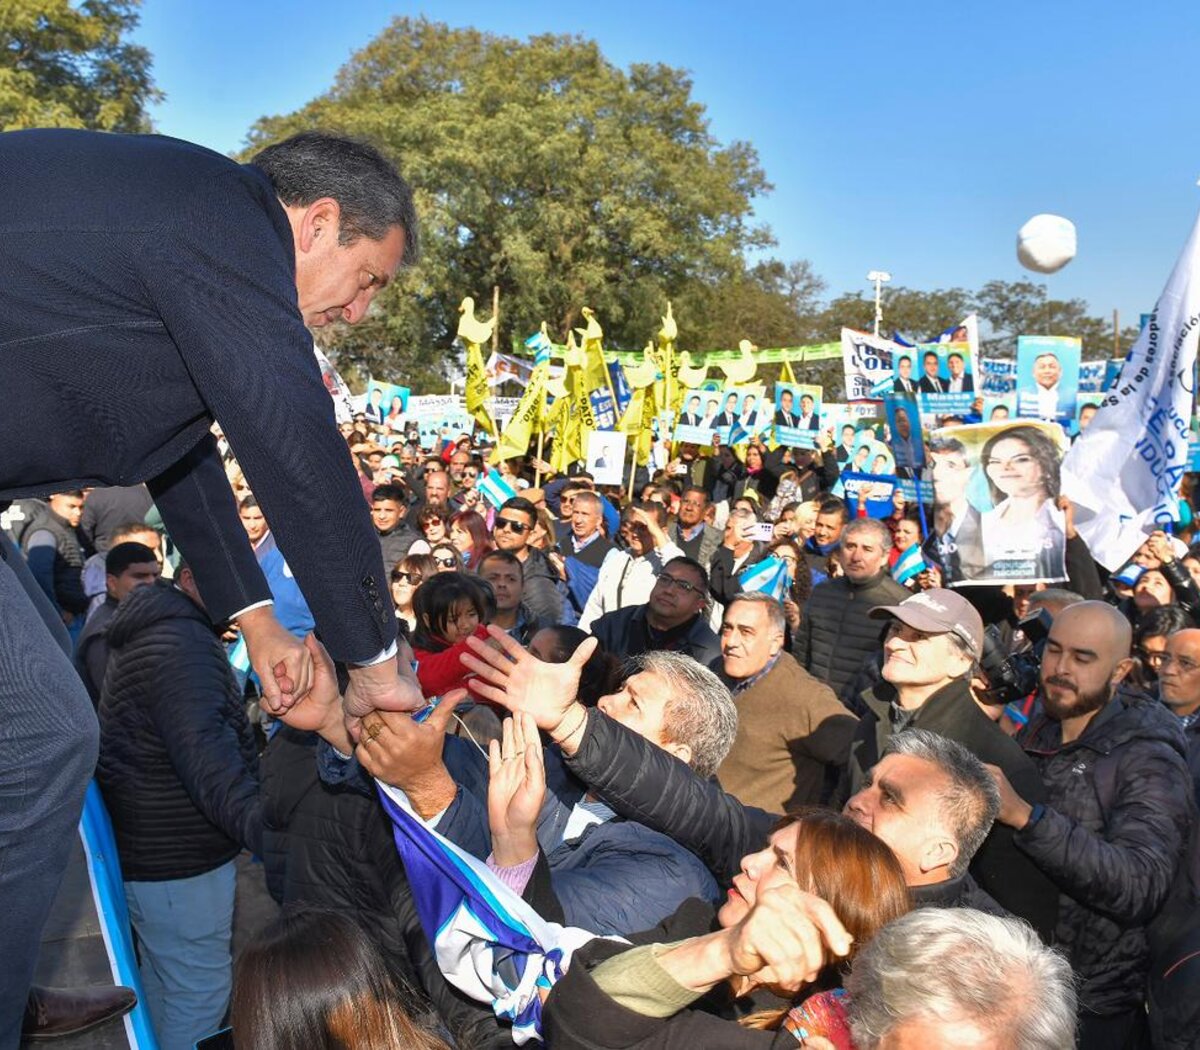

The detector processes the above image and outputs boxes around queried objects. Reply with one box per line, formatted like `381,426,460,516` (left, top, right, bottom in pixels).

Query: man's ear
661,740,692,767
919,834,958,876
297,197,341,254
1111,656,1135,686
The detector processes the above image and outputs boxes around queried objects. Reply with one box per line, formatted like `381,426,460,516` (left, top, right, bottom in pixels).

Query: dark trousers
0,535,98,1048
1077,1006,1150,1050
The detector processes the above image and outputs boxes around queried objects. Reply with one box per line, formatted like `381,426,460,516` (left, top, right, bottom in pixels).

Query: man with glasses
840,589,1058,945
671,486,721,567
716,593,857,813
1158,628,1200,804
492,497,562,626
588,556,719,665
988,601,1194,1046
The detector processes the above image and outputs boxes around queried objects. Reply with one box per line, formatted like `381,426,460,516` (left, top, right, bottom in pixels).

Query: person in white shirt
945,352,974,394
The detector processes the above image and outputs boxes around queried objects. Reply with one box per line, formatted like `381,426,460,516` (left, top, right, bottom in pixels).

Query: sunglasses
423,517,443,526
391,571,422,585
463,470,479,479
435,556,458,568
494,518,531,534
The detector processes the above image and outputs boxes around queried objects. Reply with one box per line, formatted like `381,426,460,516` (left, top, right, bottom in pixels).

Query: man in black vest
0,128,424,1040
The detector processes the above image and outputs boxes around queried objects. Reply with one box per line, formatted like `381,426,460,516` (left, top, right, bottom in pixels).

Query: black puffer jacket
520,546,564,626
793,571,908,700
1015,690,1195,1015
97,580,260,881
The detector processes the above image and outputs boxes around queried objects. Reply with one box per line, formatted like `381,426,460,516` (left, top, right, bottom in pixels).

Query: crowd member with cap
840,588,1058,942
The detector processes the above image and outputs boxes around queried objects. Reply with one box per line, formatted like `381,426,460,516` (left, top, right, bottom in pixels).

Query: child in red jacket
410,572,492,698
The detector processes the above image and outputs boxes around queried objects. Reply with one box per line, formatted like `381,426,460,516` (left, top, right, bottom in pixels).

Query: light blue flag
525,329,553,367
738,555,792,603
727,419,752,446
892,542,927,587
478,468,518,510
377,782,612,1044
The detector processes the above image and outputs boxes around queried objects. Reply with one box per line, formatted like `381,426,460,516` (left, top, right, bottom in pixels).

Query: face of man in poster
800,395,814,417
923,352,940,380
780,390,793,415
724,393,738,415
930,447,971,508
894,407,912,440
1034,353,1062,390
898,356,912,379
947,354,965,379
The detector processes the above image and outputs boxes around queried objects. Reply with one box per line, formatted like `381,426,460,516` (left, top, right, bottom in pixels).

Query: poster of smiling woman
929,420,1069,585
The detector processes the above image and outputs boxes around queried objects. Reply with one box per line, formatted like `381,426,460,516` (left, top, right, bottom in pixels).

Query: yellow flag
489,361,547,464
779,358,798,386
465,341,495,437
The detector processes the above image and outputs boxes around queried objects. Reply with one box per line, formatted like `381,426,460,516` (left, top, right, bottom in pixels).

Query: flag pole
626,439,638,505
534,430,545,489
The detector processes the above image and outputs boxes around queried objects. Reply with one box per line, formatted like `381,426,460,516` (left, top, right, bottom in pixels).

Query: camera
978,608,1053,705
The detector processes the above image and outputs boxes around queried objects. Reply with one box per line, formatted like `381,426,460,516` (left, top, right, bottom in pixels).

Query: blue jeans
124,860,237,1050
0,537,98,1050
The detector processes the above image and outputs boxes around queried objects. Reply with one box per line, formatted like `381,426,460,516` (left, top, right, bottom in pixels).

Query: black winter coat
840,678,1058,943
1015,690,1195,1015
520,546,564,627
793,571,908,700
97,581,260,881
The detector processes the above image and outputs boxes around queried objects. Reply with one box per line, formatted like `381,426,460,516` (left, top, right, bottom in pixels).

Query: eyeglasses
423,516,443,526
494,518,531,534
391,571,422,585
435,556,458,568
1158,653,1200,674
653,572,702,596
463,470,479,479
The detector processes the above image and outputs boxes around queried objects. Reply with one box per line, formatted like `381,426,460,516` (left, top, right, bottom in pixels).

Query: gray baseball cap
869,588,984,657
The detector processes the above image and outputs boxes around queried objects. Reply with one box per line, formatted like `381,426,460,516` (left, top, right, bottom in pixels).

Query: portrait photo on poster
883,394,925,473
774,382,823,449
366,378,411,431
586,430,627,487
1016,335,1081,425
928,420,1070,587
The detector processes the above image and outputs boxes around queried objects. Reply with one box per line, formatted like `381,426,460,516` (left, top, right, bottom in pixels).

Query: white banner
842,328,904,400
1062,209,1200,570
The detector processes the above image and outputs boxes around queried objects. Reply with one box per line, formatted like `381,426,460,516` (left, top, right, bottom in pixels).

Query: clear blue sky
132,1,1200,337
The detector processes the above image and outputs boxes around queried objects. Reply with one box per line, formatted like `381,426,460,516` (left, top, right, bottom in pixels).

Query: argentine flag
738,555,792,603
892,542,927,587
478,468,518,510
377,783,610,1043
727,419,752,446
525,329,553,366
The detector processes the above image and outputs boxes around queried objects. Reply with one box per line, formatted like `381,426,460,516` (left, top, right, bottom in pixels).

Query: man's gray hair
846,909,1076,1050
628,651,738,778
571,490,603,513
726,591,786,637
1026,587,1084,614
884,729,999,876
843,516,892,552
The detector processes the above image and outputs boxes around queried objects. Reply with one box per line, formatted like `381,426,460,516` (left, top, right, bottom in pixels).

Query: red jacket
412,623,490,698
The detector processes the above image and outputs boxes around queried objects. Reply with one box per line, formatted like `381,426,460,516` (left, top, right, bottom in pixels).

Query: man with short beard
989,601,1194,1049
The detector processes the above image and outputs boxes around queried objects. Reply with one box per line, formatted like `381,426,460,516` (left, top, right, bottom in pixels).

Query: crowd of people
2,128,1198,1050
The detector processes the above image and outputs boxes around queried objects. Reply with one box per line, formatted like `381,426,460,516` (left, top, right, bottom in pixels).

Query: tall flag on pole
465,340,496,438
1062,209,1200,569
377,782,611,1044
490,330,553,463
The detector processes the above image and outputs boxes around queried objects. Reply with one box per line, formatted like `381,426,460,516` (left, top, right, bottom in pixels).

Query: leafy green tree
0,0,160,132
245,17,773,380
975,279,1138,359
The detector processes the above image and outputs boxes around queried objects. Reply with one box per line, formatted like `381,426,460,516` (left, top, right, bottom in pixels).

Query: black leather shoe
22,985,137,1040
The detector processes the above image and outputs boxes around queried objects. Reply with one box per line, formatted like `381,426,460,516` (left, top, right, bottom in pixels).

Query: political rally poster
586,431,627,487
928,420,1069,587
674,389,717,445
1016,335,1082,425
914,343,976,424
982,396,1016,425
773,383,822,449
980,357,1018,396
883,394,925,474
365,378,411,430
1078,359,1107,394
842,329,903,401
838,471,899,519
841,431,895,478
936,314,981,358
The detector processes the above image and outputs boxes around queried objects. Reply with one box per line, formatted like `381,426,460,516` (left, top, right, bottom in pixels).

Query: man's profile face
923,353,940,378
108,560,161,603
49,493,85,528
291,202,407,328
597,671,681,758
1034,354,1062,389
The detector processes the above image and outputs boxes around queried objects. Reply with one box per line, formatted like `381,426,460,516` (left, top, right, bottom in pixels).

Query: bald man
1157,628,1200,806
989,602,1194,1046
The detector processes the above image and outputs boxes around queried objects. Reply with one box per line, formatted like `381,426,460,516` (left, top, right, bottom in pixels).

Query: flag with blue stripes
525,329,553,367
727,419,752,446
478,468,518,509
377,782,608,1043
891,542,927,587
738,555,792,603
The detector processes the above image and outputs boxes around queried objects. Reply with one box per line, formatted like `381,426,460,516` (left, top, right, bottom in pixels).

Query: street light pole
867,270,892,338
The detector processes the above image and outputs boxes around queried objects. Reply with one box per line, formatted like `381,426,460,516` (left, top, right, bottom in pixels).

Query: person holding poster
1016,336,1081,425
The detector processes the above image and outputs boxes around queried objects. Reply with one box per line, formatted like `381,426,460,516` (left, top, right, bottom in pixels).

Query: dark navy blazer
0,129,396,662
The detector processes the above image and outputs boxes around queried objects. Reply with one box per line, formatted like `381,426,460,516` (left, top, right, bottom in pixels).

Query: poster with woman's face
366,379,411,430
929,420,1069,586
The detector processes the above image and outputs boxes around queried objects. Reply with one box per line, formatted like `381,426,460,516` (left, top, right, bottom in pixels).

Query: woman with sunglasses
430,542,463,573
406,502,451,555
390,553,437,634
449,510,493,570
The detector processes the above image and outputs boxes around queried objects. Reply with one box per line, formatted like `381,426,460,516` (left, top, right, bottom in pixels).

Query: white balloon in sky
1017,214,1077,274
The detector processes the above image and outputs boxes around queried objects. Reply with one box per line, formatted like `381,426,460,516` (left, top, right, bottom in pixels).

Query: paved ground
23,841,278,1049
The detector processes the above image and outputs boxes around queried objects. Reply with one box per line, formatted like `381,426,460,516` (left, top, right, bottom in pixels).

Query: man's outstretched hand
239,605,312,714
460,626,597,734
343,653,426,727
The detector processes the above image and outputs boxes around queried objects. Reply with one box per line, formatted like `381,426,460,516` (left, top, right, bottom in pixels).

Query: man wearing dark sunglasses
492,497,562,626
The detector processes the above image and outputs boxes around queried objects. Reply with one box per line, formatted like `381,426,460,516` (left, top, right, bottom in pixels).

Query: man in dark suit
677,395,703,428
893,354,918,395
712,392,740,429
774,388,797,427
0,129,425,1039
918,350,946,394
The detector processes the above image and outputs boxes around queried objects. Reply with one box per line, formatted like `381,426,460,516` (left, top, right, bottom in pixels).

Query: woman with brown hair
541,810,910,1049
230,909,448,1050
389,552,437,634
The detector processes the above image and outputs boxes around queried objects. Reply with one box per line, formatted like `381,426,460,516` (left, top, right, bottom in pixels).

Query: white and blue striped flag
478,468,518,510
892,542,927,587
377,782,607,1043
727,419,752,446
737,555,792,603
525,329,553,366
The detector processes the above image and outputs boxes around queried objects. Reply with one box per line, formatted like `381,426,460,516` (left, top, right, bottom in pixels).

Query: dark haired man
919,350,946,394
671,486,722,567
477,549,541,645
0,128,423,1035
22,490,89,624
493,497,562,625
371,483,419,569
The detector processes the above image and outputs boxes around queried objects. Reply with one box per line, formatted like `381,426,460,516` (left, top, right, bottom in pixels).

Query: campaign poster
820,401,849,438
928,420,1069,586
672,389,714,445
891,349,922,397
365,379,411,430
839,471,899,519
586,431,627,486
980,357,1018,396
915,343,976,424
842,329,903,401
736,388,771,439
1016,335,1082,425
883,394,925,474
935,314,981,359
1078,359,1107,394
1074,399,1102,438
982,396,1016,425
842,431,895,477
774,383,823,449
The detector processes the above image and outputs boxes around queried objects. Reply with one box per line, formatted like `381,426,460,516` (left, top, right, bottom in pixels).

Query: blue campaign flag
525,329,553,366
737,555,792,603
892,542,927,587
608,362,632,417
377,782,610,1044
